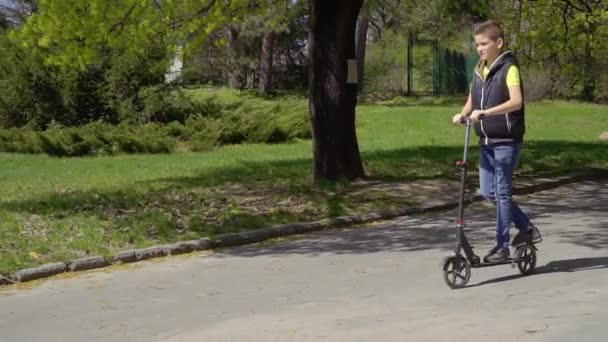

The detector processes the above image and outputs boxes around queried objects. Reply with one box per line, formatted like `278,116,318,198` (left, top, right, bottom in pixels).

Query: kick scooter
441,117,537,289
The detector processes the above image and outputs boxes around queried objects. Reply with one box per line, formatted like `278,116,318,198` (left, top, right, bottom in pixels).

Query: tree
226,24,245,89
259,30,276,94
18,0,369,181
495,0,608,100
18,0,248,69
356,0,370,93
367,0,402,42
309,0,365,181
210,0,293,93
241,0,293,95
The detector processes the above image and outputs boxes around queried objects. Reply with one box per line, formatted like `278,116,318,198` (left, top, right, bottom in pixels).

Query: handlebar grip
460,114,485,124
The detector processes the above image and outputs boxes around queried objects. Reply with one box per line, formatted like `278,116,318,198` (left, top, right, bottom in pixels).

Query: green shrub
0,129,42,153
0,89,311,156
0,35,65,129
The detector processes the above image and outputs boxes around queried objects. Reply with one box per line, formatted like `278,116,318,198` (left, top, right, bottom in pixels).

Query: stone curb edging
13,262,67,283
0,275,15,285
2,168,606,286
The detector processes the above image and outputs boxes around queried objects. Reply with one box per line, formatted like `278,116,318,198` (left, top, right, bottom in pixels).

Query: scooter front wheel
442,255,471,289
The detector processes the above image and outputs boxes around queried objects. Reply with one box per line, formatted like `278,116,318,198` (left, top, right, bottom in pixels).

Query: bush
0,129,43,154
0,35,65,129
186,97,310,151
0,122,177,157
189,117,223,151
0,91,311,156
103,45,168,120
134,87,225,125
0,31,171,130
0,83,312,156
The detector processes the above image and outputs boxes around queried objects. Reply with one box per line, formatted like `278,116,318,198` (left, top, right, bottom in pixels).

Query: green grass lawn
1,96,606,274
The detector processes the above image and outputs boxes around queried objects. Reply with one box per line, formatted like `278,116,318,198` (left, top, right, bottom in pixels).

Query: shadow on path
468,256,608,288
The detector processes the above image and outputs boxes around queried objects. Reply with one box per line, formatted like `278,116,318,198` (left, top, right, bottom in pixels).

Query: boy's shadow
468,256,608,288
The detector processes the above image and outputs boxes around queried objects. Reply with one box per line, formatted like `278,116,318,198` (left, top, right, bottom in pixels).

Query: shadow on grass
2,140,607,221
359,96,468,108
0,140,606,275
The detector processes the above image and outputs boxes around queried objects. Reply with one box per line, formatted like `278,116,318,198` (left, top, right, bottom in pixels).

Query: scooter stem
455,118,473,257
462,118,472,163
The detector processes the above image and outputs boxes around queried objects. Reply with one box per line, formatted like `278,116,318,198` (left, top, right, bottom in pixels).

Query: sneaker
484,247,510,263
483,245,500,263
512,224,542,246
529,224,542,243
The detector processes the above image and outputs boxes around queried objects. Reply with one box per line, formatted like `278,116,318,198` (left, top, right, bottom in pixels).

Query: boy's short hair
474,20,504,41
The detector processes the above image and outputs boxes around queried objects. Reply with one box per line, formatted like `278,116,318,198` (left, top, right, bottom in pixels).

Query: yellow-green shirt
482,65,521,88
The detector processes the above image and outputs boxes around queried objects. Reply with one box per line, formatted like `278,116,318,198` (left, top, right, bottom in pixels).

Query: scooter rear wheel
442,255,471,289
516,245,537,275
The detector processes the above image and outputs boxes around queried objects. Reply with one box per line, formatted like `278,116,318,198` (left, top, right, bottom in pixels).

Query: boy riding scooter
451,20,541,263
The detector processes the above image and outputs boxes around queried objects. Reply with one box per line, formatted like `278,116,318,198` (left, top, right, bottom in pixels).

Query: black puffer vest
471,51,525,145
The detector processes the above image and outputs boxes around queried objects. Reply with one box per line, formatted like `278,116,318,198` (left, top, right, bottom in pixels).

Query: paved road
1,180,607,342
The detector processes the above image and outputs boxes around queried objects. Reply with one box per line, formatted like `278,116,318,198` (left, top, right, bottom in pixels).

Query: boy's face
474,33,503,63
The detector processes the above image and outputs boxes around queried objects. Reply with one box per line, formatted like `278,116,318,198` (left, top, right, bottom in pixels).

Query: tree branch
369,19,382,40
167,0,217,29
108,2,139,35
560,0,587,12
193,0,217,18
575,0,593,12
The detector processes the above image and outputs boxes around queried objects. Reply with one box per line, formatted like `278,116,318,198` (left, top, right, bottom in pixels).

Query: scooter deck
464,242,537,268
470,258,521,268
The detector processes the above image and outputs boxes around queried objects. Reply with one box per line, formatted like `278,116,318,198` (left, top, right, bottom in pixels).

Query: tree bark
407,31,414,96
309,0,365,182
355,11,369,93
259,31,276,95
581,39,595,101
226,26,244,89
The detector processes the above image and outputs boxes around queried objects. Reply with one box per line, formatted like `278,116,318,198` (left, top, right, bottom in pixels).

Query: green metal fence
431,42,478,96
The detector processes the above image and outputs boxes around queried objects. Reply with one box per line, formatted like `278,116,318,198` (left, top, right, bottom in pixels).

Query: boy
452,20,541,263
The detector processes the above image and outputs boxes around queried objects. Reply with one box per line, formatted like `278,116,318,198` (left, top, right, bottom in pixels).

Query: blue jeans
479,143,530,249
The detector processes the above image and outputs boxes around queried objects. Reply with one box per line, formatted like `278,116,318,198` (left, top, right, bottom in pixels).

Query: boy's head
474,20,505,63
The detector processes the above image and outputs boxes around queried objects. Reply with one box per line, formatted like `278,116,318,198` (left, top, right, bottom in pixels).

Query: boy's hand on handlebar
452,113,466,125
470,110,486,123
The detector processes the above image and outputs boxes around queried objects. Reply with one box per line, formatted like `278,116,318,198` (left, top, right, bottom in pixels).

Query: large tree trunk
259,31,276,95
226,26,244,89
309,0,365,182
355,11,369,93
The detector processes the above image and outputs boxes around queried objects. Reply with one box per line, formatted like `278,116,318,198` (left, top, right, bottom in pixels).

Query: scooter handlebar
459,114,485,125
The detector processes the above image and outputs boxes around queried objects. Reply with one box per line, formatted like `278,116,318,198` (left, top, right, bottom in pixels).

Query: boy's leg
506,143,542,245
479,145,504,260
480,145,530,230
493,143,521,249
480,144,540,260
508,143,533,231
478,145,496,205
479,143,520,262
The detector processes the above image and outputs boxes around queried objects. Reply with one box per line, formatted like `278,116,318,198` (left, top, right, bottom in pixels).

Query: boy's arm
452,92,472,124
459,92,473,116
479,85,523,116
